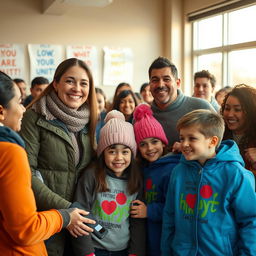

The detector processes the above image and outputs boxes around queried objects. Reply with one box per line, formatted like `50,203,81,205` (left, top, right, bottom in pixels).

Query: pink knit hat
97,110,137,157
133,104,168,145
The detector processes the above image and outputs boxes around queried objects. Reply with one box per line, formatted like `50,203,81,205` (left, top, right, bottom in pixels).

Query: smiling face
138,137,165,162
16,81,27,100
179,126,217,166
0,84,26,131
149,67,180,109
141,85,153,104
104,144,132,177
96,92,105,114
119,94,136,119
53,65,90,109
222,95,246,135
194,77,213,102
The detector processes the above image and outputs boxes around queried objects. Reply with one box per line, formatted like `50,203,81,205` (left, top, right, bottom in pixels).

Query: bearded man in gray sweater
148,57,214,149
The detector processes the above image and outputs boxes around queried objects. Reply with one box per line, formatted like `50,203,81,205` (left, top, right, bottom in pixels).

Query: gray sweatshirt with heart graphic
72,162,146,256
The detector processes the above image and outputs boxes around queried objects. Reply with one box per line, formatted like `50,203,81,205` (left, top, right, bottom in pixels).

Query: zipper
194,167,203,255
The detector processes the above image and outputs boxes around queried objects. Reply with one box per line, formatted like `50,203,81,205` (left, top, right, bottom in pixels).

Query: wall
0,0,163,99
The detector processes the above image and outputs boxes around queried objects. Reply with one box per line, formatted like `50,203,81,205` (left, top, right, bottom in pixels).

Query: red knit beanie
133,104,168,145
97,110,137,157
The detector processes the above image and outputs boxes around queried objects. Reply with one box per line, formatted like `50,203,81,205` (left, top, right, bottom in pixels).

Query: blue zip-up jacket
143,152,181,256
161,140,256,255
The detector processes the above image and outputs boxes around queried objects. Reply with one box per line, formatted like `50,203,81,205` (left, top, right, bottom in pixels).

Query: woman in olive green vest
20,58,98,256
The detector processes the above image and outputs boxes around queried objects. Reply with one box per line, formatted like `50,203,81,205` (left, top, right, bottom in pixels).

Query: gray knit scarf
32,89,90,165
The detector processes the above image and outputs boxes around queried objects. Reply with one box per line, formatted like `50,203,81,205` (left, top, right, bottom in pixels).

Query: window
192,4,256,90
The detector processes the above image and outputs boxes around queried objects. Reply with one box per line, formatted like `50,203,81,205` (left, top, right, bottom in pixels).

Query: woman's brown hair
27,58,98,149
221,84,256,138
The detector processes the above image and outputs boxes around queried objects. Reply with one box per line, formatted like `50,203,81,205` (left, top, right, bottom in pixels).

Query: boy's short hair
31,76,49,89
177,109,225,147
194,70,216,88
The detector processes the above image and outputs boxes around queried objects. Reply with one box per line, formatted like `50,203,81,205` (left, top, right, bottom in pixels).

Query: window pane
194,15,222,50
196,53,222,88
228,48,256,86
228,5,256,44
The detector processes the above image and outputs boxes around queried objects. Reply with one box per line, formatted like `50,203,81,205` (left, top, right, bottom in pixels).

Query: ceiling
42,0,113,15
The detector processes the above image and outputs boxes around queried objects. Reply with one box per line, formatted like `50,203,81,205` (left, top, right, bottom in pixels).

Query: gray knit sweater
151,89,214,148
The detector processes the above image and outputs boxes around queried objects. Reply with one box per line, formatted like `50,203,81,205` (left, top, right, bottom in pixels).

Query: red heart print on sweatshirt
116,193,127,205
101,200,117,215
145,178,153,190
186,194,197,209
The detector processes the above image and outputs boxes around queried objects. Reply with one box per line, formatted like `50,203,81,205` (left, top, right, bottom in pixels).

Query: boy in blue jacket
161,109,256,255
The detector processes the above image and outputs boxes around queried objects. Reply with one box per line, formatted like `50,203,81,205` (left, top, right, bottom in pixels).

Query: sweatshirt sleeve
71,164,97,256
231,168,256,255
19,110,71,210
128,185,146,256
0,143,63,245
161,169,176,255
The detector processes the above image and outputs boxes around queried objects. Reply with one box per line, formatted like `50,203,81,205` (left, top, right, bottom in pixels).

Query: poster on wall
28,44,64,82
103,47,133,86
66,45,99,86
0,44,25,78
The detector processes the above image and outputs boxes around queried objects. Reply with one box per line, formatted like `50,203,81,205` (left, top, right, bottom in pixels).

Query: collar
0,126,25,148
152,89,184,111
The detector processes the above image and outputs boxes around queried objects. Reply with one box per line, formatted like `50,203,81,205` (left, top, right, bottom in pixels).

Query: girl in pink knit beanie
72,110,146,256
131,104,181,256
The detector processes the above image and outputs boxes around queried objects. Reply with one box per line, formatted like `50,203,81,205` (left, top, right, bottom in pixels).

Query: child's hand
172,142,182,153
130,200,147,218
245,148,256,168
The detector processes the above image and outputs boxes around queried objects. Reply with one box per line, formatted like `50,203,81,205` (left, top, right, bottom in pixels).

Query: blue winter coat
143,153,181,256
161,140,256,255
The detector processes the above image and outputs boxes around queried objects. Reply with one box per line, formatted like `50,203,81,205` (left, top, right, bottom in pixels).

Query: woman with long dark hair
221,84,256,176
20,58,98,255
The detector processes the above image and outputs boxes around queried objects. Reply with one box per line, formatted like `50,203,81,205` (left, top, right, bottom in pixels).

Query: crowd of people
1,56,256,256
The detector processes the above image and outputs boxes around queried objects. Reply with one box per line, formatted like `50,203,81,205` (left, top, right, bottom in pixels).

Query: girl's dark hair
112,89,138,112
0,71,15,108
26,58,98,150
108,82,132,111
96,152,142,195
221,84,256,147
114,82,131,96
140,82,149,93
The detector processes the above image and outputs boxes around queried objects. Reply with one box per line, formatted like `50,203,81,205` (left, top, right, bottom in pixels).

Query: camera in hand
85,212,108,239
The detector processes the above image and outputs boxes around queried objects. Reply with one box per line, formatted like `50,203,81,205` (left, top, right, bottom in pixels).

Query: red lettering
0,59,16,66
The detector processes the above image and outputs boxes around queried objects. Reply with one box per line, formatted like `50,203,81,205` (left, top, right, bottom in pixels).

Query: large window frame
191,3,256,90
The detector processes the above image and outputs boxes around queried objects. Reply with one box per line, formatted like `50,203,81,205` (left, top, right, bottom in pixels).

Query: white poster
28,44,64,82
66,45,99,86
103,47,133,86
0,44,25,78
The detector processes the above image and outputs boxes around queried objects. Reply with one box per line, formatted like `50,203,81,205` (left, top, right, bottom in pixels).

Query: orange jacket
0,142,63,255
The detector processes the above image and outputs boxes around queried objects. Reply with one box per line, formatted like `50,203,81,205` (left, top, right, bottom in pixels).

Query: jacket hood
0,126,25,148
180,139,244,168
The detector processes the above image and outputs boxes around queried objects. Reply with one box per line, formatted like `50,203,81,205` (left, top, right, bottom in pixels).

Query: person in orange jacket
0,71,95,256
